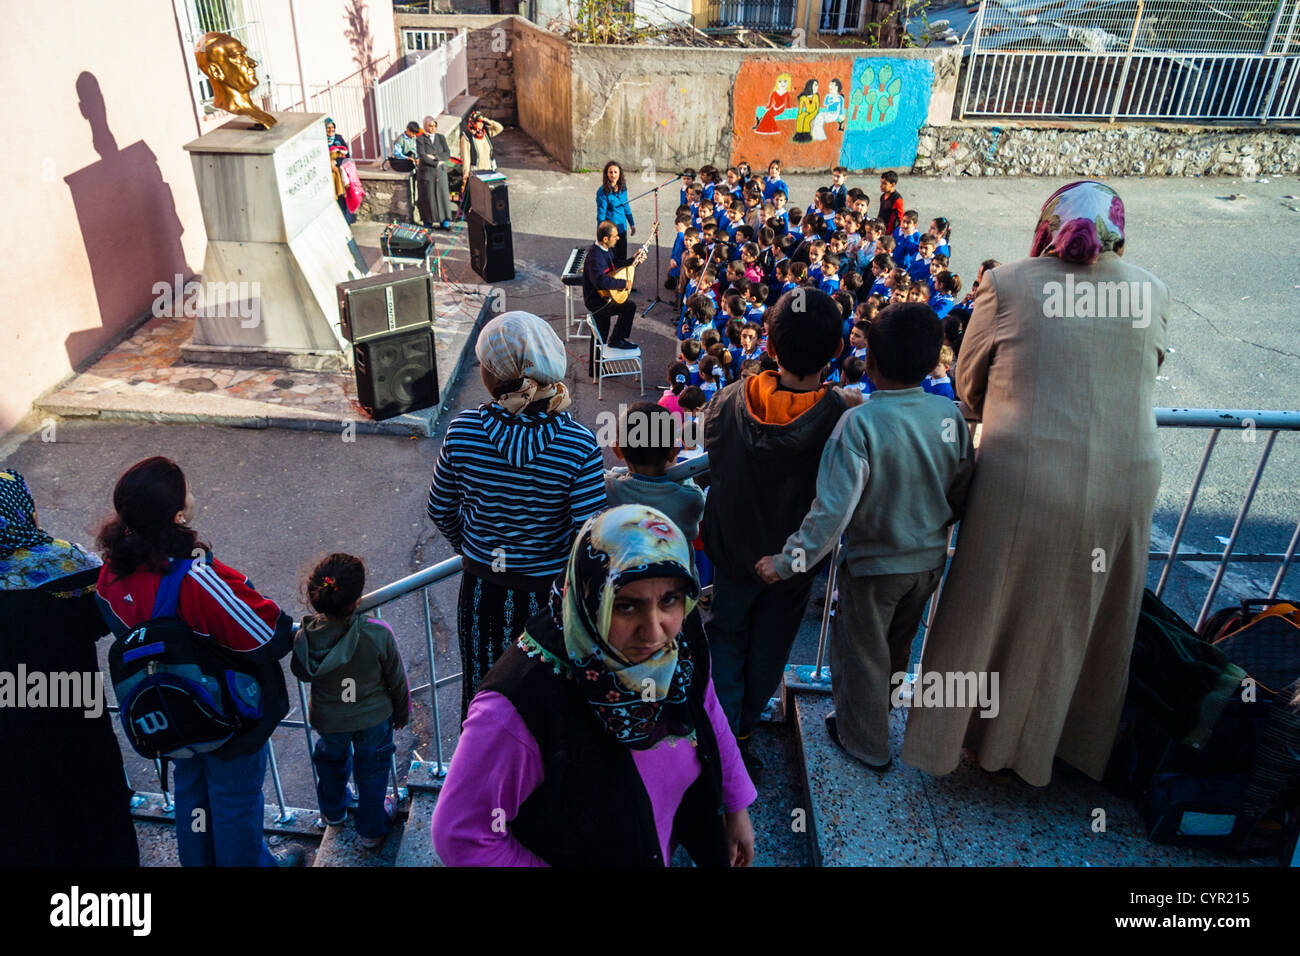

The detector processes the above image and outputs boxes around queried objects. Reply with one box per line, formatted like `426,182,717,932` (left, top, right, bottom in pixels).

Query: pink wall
260,0,397,89
0,2,207,437
0,0,399,439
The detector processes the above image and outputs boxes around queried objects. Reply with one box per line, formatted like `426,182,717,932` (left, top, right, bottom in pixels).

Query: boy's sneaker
273,846,308,867
357,796,398,850
825,713,891,773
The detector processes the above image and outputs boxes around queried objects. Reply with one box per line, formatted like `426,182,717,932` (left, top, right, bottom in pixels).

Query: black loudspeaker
468,212,515,282
337,270,434,344
468,172,510,224
353,326,439,420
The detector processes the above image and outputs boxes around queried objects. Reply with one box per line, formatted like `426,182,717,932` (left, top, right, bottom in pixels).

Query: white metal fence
961,0,1300,123
374,31,469,163
270,72,380,159
400,27,458,54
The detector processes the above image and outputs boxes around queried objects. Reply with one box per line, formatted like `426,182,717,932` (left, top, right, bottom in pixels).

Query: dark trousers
312,718,395,839
457,571,550,723
587,298,637,364
705,564,817,738
830,566,943,766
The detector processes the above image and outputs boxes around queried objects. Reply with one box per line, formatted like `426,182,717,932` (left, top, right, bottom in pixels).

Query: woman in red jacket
95,457,296,866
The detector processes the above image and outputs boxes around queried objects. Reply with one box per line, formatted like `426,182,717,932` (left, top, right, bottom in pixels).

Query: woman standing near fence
0,469,138,866
458,110,504,219
431,505,756,866
417,114,454,229
901,181,1171,787
427,312,606,723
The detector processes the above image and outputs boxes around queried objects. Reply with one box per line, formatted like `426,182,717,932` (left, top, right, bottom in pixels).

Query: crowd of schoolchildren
659,159,992,416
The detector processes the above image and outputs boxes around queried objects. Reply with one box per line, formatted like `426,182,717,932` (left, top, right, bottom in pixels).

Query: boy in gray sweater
756,303,973,770
605,401,705,541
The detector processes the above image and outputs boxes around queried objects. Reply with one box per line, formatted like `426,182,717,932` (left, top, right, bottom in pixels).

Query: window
819,0,866,34
175,0,273,112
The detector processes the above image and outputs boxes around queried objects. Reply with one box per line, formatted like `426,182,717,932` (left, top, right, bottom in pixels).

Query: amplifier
354,326,439,420
337,270,435,344
468,212,515,283
381,221,435,261
468,172,510,225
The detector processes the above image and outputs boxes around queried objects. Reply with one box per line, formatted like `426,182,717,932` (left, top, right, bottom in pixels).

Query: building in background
1,0,397,438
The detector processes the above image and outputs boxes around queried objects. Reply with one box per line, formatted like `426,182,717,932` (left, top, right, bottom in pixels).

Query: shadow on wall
63,72,189,371
344,0,378,83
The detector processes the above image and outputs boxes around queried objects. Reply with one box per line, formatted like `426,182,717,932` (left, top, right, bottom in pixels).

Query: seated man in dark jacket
700,288,847,777
582,220,646,363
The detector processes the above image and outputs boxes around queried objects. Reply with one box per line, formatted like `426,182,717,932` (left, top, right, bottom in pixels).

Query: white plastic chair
585,314,644,399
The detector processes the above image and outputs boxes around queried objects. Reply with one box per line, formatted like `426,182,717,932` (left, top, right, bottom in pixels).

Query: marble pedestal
181,112,365,369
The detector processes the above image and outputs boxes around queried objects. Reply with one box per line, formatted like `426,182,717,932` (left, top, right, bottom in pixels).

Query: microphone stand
628,173,682,317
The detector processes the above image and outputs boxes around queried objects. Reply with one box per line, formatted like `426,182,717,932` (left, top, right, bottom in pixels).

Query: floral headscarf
1030,180,1125,266
475,310,572,414
518,505,700,749
0,470,100,593
465,111,487,138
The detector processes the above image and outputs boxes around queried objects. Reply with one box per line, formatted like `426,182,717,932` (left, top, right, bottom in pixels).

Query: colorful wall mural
731,56,937,172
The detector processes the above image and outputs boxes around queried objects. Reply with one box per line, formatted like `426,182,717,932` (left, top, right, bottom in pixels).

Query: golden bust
195,32,276,129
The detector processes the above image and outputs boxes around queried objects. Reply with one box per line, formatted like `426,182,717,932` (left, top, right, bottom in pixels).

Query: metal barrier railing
120,407,1300,826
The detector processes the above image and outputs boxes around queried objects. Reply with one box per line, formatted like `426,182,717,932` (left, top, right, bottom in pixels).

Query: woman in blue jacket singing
596,160,636,263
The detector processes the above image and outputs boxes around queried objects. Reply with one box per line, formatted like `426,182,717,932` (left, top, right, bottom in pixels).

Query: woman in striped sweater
428,312,606,721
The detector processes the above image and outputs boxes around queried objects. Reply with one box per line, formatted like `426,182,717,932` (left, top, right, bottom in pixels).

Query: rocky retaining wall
913,123,1300,178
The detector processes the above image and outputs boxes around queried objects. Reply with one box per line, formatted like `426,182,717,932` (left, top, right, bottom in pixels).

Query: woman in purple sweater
432,504,756,866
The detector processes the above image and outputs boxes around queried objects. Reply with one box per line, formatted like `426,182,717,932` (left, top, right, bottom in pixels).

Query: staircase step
791,691,1268,866
793,691,942,866
312,814,405,867
394,789,443,866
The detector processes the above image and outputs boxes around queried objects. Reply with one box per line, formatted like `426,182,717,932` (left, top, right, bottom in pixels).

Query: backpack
1107,590,1298,855
108,559,264,780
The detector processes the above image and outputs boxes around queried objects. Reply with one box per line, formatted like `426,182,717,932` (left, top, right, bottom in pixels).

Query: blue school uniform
828,183,847,210
842,379,874,396
892,231,919,267
809,263,824,284
819,274,840,295
702,183,715,201
935,241,950,258
744,302,766,324
685,361,701,386
762,176,789,202
929,293,956,319
668,232,686,279
779,280,797,298
908,256,933,283
922,375,956,400
870,278,890,298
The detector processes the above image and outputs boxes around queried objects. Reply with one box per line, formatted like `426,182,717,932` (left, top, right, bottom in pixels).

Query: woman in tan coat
901,181,1170,787
458,110,504,220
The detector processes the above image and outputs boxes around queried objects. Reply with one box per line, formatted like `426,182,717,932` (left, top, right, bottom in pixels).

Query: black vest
476,613,730,867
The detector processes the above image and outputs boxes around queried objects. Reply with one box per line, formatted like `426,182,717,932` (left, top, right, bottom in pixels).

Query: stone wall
514,19,573,167
913,123,1300,178
355,167,414,222
569,44,959,173
394,13,517,125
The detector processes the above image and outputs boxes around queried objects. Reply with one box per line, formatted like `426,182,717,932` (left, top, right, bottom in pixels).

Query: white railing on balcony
374,31,470,164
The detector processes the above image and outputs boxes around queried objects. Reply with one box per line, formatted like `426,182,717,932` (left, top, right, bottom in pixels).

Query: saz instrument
598,220,659,304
